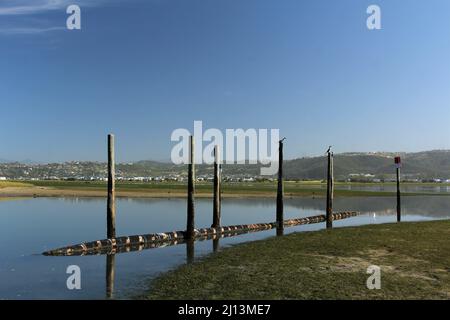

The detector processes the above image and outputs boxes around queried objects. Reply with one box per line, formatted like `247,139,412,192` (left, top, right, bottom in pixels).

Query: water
0,196,449,299
333,184,450,194
290,183,450,194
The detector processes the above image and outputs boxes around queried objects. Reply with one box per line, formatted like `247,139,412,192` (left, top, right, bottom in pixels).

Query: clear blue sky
1,0,450,163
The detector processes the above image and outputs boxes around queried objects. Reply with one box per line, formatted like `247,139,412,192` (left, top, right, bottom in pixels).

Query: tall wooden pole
186,136,195,240
212,145,221,228
107,134,116,239
326,151,334,229
276,138,285,234
396,167,401,222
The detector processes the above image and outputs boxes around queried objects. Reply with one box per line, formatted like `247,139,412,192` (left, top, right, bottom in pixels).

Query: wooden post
395,156,402,222
106,254,115,299
396,168,401,222
107,134,116,239
212,145,221,228
326,151,334,229
186,136,195,240
276,138,285,234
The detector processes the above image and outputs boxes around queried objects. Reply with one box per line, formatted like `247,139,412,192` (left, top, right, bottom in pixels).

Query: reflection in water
213,238,219,253
105,238,217,298
186,240,195,264
105,240,200,298
2,196,450,299
334,184,450,194
276,226,284,236
282,196,450,218
106,254,115,299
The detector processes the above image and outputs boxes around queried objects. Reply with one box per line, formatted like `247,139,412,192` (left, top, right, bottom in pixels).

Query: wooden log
212,145,221,228
107,134,116,239
186,136,195,239
42,211,360,256
326,151,334,229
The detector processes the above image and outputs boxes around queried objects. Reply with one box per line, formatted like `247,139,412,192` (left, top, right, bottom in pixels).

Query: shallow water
0,196,449,299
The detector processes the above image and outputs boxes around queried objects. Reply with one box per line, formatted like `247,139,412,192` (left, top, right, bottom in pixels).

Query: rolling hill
1,150,449,180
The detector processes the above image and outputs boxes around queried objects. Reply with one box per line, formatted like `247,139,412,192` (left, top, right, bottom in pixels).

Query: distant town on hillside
1,150,450,183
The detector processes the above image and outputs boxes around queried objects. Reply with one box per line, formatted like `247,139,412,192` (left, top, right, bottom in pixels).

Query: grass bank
144,220,450,300
0,180,444,198
0,181,32,189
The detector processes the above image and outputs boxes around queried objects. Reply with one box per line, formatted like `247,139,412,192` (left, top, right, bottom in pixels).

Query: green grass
0,181,32,189
144,220,450,300
21,180,447,197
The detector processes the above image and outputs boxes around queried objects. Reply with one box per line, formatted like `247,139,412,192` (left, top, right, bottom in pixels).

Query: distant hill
0,158,40,164
0,150,449,180
283,150,450,180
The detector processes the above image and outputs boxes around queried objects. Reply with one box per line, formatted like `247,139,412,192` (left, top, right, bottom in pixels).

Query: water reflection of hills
286,197,450,218
206,197,450,218
49,196,450,218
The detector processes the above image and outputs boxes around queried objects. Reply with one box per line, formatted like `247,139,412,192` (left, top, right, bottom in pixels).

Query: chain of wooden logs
43,211,359,256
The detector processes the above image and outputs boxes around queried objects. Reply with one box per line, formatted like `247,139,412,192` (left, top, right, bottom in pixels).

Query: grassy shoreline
144,220,450,300
0,180,448,199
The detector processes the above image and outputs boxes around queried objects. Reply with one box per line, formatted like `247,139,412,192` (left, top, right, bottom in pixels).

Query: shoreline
0,187,283,199
0,185,447,199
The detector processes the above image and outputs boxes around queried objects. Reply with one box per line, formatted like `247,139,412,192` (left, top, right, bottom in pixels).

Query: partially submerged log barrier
43,211,359,256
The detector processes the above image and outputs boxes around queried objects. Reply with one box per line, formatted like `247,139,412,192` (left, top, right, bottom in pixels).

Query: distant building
0,177,7,181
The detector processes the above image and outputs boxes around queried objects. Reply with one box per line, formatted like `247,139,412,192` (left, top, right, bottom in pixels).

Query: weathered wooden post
276,138,285,235
326,149,334,229
106,254,115,299
186,135,195,240
212,145,221,228
107,134,116,239
395,156,402,222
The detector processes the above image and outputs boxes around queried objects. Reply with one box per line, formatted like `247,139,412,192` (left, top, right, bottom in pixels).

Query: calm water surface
0,196,449,299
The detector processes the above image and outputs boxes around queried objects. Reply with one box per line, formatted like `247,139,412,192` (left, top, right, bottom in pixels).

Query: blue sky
1,0,450,162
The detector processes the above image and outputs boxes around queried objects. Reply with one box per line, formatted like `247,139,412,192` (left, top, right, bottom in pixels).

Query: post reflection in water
213,238,220,253
104,237,220,298
276,226,284,237
186,239,195,264
106,254,115,299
